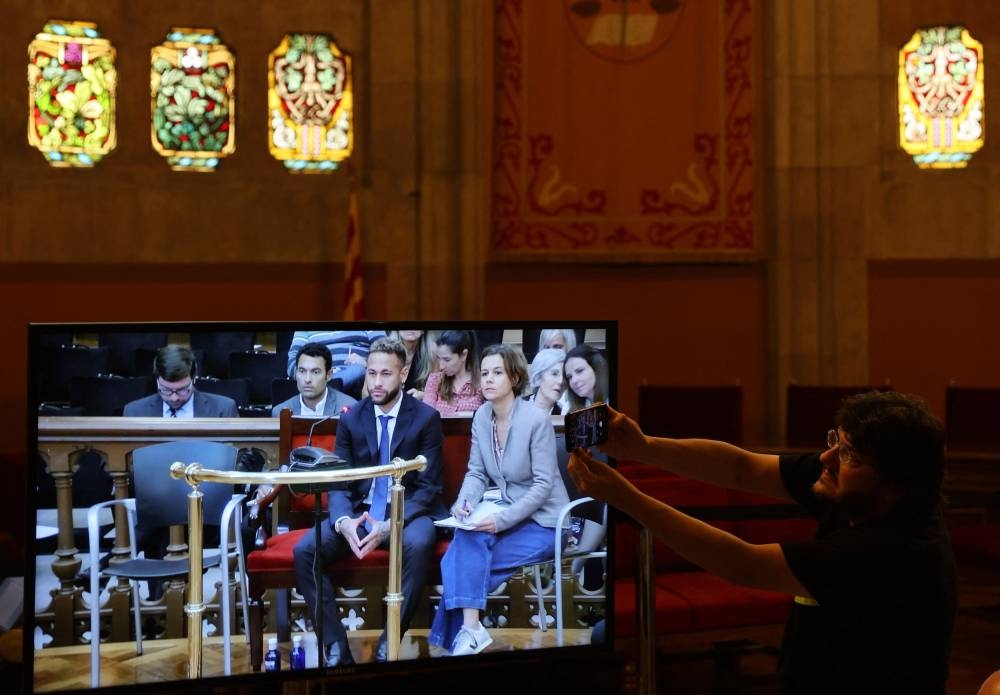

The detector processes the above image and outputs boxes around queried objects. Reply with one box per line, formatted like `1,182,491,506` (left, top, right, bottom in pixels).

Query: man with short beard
569,391,956,695
292,337,447,667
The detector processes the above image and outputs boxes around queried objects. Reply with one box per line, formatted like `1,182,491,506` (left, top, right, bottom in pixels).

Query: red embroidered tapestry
491,0,758,260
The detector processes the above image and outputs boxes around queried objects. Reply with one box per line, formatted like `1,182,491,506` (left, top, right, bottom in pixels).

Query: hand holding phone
564,402,610,452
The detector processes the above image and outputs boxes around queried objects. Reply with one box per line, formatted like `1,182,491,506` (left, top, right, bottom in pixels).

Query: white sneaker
451,621,493,656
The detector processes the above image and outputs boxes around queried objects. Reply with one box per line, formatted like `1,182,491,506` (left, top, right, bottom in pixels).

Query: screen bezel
25,319,619,693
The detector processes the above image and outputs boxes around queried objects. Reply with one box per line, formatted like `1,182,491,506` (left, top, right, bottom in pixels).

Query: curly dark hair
835,390,946,513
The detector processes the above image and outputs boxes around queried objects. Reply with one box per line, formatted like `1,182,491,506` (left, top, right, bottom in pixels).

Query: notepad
434,499,507,530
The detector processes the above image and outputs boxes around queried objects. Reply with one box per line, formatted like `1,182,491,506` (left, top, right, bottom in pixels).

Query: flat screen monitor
24,320,618,693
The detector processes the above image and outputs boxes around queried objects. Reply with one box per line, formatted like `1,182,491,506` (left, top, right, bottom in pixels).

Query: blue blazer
123,391,239,417
331,393,447,525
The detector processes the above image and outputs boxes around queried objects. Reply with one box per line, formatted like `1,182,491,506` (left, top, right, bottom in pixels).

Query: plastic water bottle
290,634,306,670
264,637,281,672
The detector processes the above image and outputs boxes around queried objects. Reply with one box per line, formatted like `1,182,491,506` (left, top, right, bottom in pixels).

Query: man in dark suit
293,336,447,666
271,342,357,417
123,344,239,417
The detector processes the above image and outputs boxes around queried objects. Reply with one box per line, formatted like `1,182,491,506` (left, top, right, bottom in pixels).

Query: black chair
275,331,294,353
785,384,891,448
271,377,300,409
639,385,743,444
69,375,153,416
36,345,112,404
228,351,287,405
86,440,246,686
96,332,168,376
195,376,252,409
134,347,207,379
37,332,76,348
945,386,1000,451
190,332,256,378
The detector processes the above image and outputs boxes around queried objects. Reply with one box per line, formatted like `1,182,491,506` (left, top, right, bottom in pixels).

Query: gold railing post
385,474,406,661
636,526,656,695
184,465,205,680
169,454,427,678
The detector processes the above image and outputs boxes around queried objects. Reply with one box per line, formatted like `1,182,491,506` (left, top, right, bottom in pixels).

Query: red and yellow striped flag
342,190,364,320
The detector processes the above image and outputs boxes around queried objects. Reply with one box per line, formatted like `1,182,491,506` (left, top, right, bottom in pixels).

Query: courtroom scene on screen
29,322,615,692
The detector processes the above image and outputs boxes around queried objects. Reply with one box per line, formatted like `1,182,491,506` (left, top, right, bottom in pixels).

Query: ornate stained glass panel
268,33,353,172
27,20,117,168
898,26,984,169
151,28,236,172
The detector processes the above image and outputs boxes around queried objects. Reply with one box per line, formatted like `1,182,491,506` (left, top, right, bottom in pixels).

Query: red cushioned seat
247,529,451,575
657,572,791,630
614,577,694,637
950,523,1000,568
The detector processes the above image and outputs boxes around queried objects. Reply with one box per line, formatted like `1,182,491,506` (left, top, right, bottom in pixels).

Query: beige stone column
765,0,877,440
368,0,486,320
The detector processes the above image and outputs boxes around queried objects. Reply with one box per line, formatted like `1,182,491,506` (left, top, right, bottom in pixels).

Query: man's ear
326,369,336,382
400,362,410,380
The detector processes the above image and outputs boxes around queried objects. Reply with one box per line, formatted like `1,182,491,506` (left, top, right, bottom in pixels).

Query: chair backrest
195,376,252,408
37,345,112,403
945,386,1000,450
131,440,238,530
190,331,256,378
134,347,207,379
229,351,287,404
70,375,153,416
785,384,890,448
279,410,338,524
639,385,742,444
271,377,300,407
96,332,168,376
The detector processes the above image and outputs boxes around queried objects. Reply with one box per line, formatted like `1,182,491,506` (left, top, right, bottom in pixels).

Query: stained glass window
151,28,236,172
27,20,117,168
268,33,353,172
899,26,984,169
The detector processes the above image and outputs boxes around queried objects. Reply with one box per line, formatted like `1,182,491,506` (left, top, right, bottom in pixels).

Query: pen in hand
455,499,471,520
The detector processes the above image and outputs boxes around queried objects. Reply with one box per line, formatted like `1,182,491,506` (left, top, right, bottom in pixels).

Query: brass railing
169,454,427,678
36,417,281,646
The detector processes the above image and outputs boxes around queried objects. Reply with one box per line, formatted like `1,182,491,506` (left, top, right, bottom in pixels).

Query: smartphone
564,402,610,452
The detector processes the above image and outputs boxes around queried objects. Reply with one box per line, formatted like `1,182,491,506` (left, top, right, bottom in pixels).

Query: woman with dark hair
428,343,569,656
423,330,483,416
564,344,610,411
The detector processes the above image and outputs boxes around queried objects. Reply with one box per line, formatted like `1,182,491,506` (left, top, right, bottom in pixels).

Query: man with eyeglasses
568,390,956,695
124,344,239,417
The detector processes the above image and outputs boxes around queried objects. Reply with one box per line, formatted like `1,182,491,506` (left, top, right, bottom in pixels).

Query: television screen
25,321,618,693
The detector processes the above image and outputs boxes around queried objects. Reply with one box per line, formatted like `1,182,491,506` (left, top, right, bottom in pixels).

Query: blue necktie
366,414,392,532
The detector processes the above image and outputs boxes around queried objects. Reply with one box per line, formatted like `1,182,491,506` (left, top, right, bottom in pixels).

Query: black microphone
306,415,332,447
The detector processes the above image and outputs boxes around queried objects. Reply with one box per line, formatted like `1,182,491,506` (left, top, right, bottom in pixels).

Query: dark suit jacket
332,393,447,525
270,388,357,417
122,391,240,417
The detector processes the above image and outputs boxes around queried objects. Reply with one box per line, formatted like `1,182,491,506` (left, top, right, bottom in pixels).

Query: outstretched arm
569,449,809,597
599,406,789,501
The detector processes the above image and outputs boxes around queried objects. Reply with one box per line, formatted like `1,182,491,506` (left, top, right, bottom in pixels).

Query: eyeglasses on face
158,381,193,398
826,429,860,465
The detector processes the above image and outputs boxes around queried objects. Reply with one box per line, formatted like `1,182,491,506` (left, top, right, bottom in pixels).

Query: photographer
568,391,956,695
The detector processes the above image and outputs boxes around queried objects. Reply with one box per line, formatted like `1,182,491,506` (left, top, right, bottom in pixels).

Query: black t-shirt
777,452,957,695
